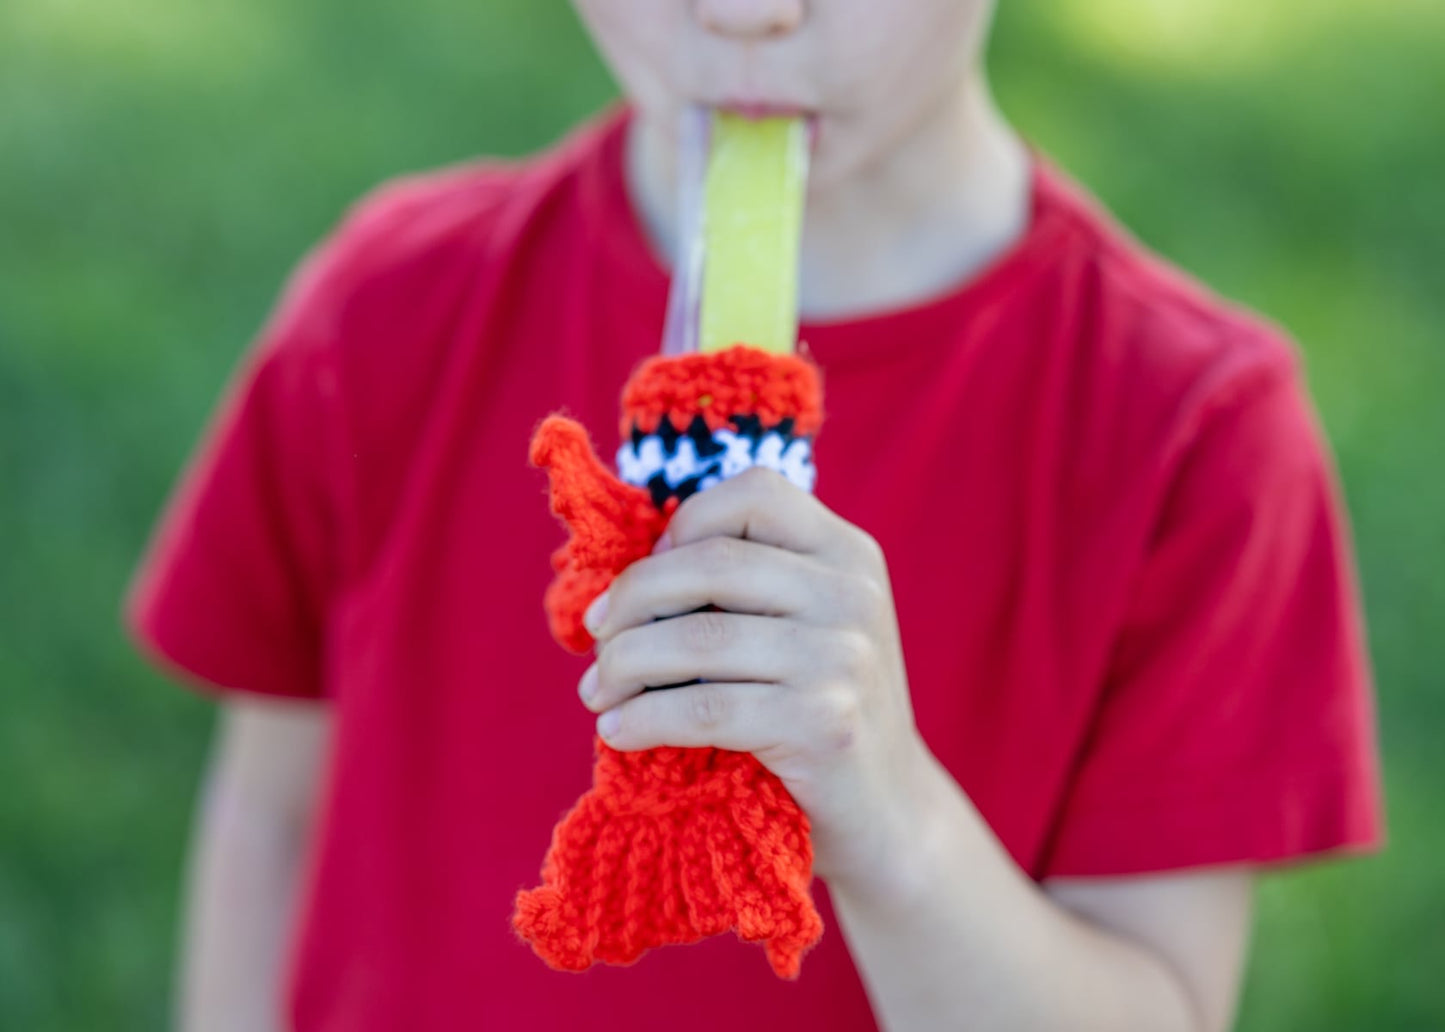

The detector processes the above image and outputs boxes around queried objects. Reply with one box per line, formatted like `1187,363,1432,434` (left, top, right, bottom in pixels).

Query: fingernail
578,664,599,703
597,709,620,739
653,531,673,555
583,591,609,634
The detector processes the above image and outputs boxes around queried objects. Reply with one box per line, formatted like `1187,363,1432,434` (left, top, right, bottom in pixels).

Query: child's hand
578,465,936,894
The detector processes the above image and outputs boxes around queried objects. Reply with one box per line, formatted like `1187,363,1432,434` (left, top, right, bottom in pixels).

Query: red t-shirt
123,102,1383,1030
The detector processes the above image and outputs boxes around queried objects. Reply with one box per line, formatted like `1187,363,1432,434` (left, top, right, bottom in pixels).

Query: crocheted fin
511,742,823,978
529,414,647,528
529,414,669,653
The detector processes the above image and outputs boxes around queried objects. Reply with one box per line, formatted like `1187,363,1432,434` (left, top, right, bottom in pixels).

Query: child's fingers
594,680,784,754
580,612,822,713
595,674,863,760
586,535,817,639
664,465,864,567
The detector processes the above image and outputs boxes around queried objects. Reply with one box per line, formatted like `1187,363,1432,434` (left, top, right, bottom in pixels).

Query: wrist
823,739,962,912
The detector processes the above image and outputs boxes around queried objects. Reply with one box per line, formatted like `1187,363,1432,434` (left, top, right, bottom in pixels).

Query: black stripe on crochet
628,412,809,510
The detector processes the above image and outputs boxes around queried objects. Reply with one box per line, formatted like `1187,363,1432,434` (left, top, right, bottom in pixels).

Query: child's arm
174,698,329,1032
826,756,1251,1031
581,466,1253,1029
580,341,1375,1024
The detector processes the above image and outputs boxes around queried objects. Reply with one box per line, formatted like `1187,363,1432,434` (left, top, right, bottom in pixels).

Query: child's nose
694,0,804,39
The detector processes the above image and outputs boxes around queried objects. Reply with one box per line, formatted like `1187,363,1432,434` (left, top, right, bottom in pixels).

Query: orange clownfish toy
513,342,826,979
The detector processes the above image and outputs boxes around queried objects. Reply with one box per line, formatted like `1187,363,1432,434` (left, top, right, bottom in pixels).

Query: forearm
827,748,1201,1032
175,702,326,1032
175,764,310,1032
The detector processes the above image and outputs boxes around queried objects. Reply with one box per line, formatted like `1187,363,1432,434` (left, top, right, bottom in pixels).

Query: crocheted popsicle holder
513,342,826,978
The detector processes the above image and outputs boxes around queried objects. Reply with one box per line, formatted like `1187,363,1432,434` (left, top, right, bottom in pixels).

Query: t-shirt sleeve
1042,352,1385,877
121,238,353,701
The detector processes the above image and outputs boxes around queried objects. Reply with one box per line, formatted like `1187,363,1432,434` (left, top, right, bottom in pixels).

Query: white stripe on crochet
617,426,817,494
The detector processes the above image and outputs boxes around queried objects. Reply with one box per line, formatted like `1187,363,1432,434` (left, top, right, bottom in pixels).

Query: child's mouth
712,100,821,151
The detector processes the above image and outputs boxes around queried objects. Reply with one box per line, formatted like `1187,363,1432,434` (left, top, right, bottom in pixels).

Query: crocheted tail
512,740,823,979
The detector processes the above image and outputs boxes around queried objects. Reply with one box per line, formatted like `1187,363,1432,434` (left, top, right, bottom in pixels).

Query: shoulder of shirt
331,116,600,267
1035,158,1310,460
264,111,607,361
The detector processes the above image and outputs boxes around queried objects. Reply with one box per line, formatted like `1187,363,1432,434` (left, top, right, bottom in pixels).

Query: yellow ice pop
698,112,809,355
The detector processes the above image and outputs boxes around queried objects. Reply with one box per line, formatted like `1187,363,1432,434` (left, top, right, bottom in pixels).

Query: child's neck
625,69,1032,323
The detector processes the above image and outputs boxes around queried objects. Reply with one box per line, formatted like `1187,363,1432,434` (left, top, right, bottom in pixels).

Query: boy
122,0,1383,1029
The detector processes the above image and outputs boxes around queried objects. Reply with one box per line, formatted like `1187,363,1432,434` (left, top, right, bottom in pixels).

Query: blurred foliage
1,0,1440,1028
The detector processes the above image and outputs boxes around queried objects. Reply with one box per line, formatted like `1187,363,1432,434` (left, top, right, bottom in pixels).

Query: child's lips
711,100,821,150
716,98,811,119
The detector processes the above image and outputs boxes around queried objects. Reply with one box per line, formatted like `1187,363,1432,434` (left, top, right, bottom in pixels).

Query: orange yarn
619,346,825,439
513,343,826,978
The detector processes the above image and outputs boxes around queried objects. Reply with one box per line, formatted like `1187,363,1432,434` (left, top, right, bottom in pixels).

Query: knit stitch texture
512,343,827,978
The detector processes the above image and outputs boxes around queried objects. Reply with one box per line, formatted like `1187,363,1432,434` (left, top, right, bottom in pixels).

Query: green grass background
1,0,1441,1027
